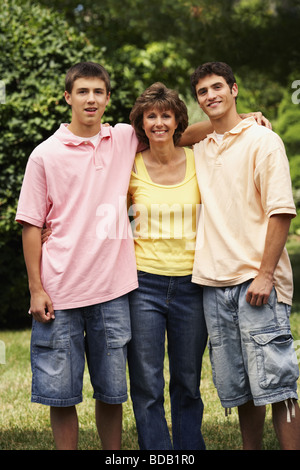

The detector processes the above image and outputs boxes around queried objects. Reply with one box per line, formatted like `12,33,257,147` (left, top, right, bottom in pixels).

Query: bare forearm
22,223,43,293
22,223,54,321
246,214,292,306
179,112,272,148
259,214,292,278
179,120,213,147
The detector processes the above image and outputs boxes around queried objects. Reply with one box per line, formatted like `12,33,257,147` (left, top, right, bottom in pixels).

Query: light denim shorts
30,295,131,407
203,281,299,408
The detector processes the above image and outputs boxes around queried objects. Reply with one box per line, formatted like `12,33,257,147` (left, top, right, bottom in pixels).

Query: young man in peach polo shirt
191,62,300,450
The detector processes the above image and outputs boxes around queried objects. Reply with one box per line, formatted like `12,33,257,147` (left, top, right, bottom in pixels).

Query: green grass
1,240,300,451
0,316,299,451
287,236,300,311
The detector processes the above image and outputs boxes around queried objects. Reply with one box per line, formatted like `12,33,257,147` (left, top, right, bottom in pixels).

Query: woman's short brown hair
129,82,188,146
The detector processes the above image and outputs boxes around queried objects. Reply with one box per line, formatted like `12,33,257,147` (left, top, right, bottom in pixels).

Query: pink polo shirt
16,123,139,310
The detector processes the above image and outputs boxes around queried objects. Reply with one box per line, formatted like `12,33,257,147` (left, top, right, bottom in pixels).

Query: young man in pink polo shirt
16,62,140,450
191,62,300,449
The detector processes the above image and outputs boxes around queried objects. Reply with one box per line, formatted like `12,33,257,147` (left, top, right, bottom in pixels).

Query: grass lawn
0,240,300,451
0,322,299,451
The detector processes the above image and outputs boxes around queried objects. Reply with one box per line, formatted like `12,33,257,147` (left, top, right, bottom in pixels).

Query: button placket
94,137,103,170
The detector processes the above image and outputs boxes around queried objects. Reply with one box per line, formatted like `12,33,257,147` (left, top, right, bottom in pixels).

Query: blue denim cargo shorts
203,281,299,409
30,295,131,407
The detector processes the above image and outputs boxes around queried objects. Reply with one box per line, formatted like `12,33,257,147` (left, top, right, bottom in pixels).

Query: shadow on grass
0,426,139,451
202,413,281,451
0,419,282,451
0,428,55,451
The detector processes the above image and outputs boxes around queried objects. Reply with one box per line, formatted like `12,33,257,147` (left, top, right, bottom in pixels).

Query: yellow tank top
128,148,201,276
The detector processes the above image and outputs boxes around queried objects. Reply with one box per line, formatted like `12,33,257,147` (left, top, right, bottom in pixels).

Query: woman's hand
41,227,52,244
240,111,272,129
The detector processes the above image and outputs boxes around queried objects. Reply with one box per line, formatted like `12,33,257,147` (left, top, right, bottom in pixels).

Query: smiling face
64,77,110,137
142,107,178,145
195,74,238,122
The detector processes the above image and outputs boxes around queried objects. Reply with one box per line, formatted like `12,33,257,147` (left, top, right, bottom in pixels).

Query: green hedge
0,0,109,327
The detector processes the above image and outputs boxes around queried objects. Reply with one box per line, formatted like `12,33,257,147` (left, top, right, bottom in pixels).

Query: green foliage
274,78,300,233
1,0,300,326
38,0,300,86
289,156,300,192
0,0,107,232
275,83,300,157
108,42,191,122
288,154,300,235
0,0,108,327
236,73,285,120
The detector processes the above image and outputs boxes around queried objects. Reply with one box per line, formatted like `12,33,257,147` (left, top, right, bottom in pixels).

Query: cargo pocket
31,319,72,399
101,298,131,349
208,340,217,388
250,328,299,389
31,318,70,352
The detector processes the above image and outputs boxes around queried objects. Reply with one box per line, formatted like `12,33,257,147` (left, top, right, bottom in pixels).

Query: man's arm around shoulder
22,223,55,323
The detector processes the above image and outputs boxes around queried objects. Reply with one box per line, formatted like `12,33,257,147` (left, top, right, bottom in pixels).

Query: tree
1,0,300,325
275,77,300,233
0,0,109,327
37,0,300,86
0,0,195,327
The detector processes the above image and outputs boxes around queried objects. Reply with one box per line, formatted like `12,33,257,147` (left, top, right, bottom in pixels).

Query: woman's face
142,107,177,144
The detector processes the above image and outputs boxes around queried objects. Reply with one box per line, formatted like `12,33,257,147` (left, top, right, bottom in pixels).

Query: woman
127,83,207,450
40,81,269,449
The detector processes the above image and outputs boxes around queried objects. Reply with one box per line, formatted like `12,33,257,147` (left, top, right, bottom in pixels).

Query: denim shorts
30,295,131,407
203,281,299,408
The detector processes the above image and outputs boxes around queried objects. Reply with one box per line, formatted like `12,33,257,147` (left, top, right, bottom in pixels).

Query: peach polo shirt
16,123,139,310
192,117,296,305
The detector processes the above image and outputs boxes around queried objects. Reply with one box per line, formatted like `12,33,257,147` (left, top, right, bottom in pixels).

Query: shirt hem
15,214,44,228
192,273,255,287
268,208,297,218
192,274,293,305
137,265,193,277
51,281,138,311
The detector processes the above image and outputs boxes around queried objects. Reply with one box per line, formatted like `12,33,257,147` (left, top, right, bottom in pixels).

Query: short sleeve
254,134,296,218
16,155,48,227
114,123,139,150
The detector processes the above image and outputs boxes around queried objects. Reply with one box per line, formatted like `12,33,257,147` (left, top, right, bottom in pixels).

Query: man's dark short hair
65,62,111,95
190,62,237,99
